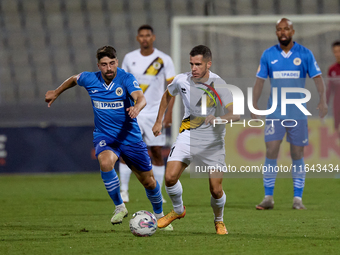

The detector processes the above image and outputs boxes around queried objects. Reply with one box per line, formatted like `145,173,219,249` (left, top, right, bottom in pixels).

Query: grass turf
0,173,339,255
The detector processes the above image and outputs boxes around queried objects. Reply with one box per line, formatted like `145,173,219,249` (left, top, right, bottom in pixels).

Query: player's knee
210,186,223,199
164,173,178,187
290,146,304,160
150,146,163,163
140,177,156,189
99,159,114,172
150,146,161,155
138,172,157,189
290,152,303,160
266,148,279,159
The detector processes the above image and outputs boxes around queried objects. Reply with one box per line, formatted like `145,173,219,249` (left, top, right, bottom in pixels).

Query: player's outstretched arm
205,104,240,125
163,96,175,128
127,90,146,119
250,78,265,119
313,75,328,119
163,78,175,128
153,89,172,137
45,75,78,107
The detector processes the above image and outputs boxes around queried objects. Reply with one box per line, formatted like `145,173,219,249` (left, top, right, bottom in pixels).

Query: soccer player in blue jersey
45,46,171,228
251,18,328,210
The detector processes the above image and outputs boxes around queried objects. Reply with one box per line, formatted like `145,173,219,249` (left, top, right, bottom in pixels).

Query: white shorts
137,114,166,147
167,131,226,168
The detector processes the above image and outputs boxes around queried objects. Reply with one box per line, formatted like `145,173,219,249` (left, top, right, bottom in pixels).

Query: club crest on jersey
116,87,123,96
314,61,321,71
293,58,301,66
153,62,162,70
133,80,140,88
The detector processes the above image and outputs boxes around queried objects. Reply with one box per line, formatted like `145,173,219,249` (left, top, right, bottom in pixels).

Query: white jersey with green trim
167,71,233,144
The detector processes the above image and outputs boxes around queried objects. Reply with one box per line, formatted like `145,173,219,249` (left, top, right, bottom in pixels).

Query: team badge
153,62,161,70
115,87,123,96
293,58,301,66
257,65,261,73
133,80,140,88
314,61,321,71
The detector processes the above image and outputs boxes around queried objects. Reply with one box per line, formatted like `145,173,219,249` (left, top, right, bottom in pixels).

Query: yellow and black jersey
122,48,175,115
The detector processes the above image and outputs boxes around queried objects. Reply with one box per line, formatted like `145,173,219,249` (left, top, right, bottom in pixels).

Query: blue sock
145,181,163,214
292,158,305,198
263,158,278,196
101,169,123,206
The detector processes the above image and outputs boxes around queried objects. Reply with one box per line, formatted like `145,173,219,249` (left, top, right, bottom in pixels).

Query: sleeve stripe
255,75,266,80
167,89,174,97
225,102,233,109
310,73,322,79
166,76,175,82
76,73,82,81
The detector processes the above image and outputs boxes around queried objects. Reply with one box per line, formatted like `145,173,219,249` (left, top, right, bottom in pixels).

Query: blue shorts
94,137,152,172
264,119,309,146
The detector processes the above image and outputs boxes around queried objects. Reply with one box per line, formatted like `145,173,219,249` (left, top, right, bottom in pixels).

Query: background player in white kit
120,25,176,203
153,45,240,235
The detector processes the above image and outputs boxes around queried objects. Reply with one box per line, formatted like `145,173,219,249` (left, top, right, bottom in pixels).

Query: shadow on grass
156,230,339,242
48,198,108,202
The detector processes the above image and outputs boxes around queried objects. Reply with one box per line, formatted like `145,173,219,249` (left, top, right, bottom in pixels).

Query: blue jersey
77,68,143,145
256,42,321,120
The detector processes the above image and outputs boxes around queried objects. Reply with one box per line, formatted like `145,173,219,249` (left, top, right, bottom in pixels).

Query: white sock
152,165,165,189
119,162,132,191
165,180,184,214
154,212,164,219
210,191,226,222
115,203,126,210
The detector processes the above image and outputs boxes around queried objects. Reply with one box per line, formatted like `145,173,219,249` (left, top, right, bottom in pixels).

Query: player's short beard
279,37,292,47
192,68,208,83
104,71,115,81
200,69,208,79
141,41,151,49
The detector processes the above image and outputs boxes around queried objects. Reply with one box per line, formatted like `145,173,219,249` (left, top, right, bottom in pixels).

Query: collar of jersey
102,80,115,90
139,48,157,57
99,73,115,90
277,41,297,59
189,70,212,85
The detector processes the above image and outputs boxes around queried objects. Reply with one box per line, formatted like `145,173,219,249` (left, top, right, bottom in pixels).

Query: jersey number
265,124,275,136
169,146,175,157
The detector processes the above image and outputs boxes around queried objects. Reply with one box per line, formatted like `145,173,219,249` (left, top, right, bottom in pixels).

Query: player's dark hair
332,41,340,48
96,46,117,61
138,24,154,34
190,45,212,61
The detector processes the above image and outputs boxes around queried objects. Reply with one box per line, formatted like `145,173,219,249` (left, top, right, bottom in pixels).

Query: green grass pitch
0,172,339,254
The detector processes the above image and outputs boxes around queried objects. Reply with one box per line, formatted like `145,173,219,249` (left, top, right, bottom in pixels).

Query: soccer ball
129,210,157,237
